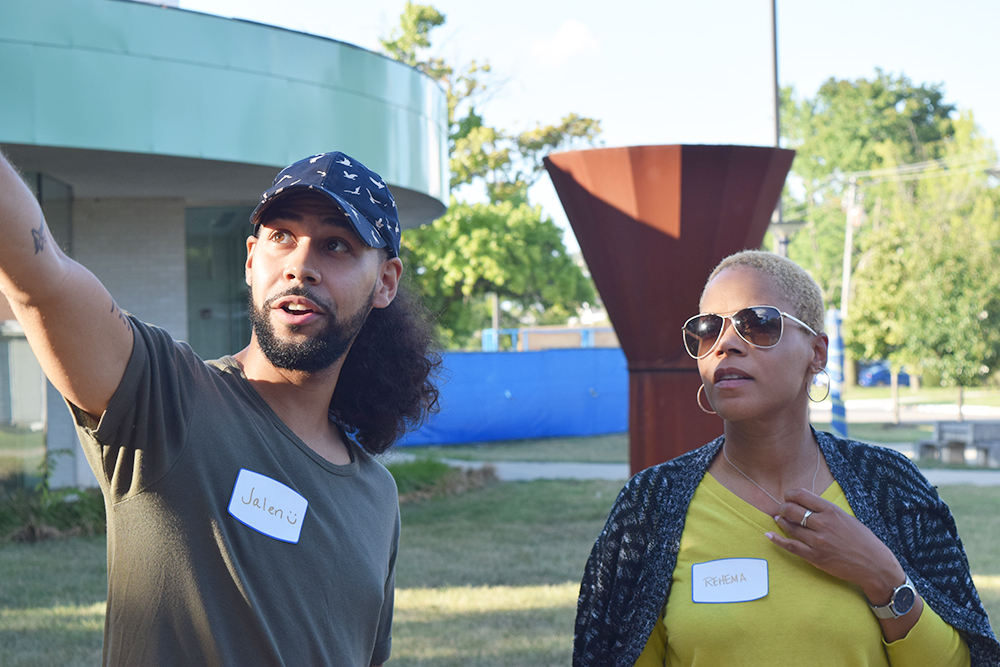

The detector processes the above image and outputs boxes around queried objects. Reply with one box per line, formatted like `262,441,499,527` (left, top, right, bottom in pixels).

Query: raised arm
0,150,133,419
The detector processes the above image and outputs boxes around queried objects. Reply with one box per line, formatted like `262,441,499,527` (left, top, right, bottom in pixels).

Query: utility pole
838,176,860,390
769,0,793,256
840,176,858,319
771,0,780,149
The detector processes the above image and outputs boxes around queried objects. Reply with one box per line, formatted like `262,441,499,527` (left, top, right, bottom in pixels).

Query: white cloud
530,20,601,69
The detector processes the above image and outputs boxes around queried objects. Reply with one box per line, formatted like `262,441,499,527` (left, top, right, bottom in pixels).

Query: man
0,149,439,666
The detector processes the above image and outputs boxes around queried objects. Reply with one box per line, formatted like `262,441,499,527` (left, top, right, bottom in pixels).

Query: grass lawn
0,537,106,666
395,479,622,589
0,479,996,666
0,427,45,496
0,428,45,452
403,433,630,463
394,582,577,666
936,486,1000,621
391,479,622,666
845,385,1000,406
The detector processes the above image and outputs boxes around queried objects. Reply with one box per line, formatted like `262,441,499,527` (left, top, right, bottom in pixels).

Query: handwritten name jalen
241,486,300,525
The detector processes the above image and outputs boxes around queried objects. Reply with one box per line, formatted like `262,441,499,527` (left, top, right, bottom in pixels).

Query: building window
185,207,254,360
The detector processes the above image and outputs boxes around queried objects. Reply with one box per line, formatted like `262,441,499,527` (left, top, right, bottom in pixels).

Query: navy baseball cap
251,152,401,257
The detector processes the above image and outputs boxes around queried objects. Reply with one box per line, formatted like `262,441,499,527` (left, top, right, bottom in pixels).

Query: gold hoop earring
808,368,831,403
697,384,717,415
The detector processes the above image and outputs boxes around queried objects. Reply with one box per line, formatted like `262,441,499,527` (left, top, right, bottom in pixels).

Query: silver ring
800,509,813,528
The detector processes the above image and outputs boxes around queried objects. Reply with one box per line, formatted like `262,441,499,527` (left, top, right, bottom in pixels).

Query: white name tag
228,469,309,543
691,558,768,603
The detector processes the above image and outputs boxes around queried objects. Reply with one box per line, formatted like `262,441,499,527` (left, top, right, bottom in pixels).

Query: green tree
843,113,1000,394
906,229,1000,388
403,199,595,348
782,70,957,306
782,72,1000,401
381,2,599,347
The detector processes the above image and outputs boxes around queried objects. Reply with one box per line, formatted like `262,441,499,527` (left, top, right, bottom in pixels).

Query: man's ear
373,256,403,309
245,235,257,287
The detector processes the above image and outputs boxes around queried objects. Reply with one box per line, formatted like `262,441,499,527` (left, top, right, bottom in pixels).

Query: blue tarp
397,347,629,446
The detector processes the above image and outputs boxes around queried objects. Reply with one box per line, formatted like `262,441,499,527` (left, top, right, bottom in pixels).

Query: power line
830,151,993,182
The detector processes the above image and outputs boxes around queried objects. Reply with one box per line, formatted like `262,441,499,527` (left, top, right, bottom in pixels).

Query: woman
574,250,999,666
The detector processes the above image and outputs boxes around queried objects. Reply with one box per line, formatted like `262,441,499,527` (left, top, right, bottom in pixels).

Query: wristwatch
868,575,917,619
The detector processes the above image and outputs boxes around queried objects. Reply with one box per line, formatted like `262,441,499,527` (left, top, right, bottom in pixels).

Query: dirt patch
6,521,85,543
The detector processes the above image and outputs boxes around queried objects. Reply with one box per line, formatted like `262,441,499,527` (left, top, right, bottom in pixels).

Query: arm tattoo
110,301,130,329
31,214,46,254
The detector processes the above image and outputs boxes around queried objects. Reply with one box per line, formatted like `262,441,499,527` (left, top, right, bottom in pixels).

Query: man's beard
247,285,373,373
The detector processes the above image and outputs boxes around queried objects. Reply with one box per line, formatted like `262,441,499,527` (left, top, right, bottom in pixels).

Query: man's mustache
262,286,335,314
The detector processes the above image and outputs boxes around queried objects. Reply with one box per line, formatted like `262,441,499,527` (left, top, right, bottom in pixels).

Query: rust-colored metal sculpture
544,145,795,474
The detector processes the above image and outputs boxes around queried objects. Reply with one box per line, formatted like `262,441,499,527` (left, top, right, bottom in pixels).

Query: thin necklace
723,443,821,508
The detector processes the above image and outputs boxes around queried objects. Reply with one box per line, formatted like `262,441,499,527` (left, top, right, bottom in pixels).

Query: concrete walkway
920,469,1000,487
439,458,1000,486
442,459,630,482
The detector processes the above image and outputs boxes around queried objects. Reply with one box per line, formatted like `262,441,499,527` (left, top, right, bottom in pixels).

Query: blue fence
397,347,629,446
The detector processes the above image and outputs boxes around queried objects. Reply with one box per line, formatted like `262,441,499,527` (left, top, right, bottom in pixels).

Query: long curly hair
331,282,442,454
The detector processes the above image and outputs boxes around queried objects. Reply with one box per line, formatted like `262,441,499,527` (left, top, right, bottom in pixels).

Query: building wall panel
73,198,188,341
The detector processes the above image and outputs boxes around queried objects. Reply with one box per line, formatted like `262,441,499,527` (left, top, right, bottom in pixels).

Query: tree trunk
957,386,965,422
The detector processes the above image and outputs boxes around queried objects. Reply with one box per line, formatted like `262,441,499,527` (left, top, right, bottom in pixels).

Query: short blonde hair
703,250,825,334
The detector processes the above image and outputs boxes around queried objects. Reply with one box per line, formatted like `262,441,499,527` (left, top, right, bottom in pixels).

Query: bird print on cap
252,151,401,257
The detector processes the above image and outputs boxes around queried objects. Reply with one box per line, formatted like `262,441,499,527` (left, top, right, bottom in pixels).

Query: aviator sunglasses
682,305,818,359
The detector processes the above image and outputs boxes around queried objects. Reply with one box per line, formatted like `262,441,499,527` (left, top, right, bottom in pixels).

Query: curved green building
0,0,449,488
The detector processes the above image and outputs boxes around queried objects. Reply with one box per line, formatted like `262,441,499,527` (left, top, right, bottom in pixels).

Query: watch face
893,586,916,616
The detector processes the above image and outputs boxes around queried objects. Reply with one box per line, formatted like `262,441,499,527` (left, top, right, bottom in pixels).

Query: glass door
185,207,254,361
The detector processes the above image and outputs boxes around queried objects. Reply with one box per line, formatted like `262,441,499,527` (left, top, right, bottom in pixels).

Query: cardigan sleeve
574,475,641,666
573,446,715,667
891,477,999,667
815,431,1000,667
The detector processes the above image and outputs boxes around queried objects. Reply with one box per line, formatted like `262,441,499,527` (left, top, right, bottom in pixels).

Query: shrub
387,458,455,495
0,487,106,541
387,458,498,502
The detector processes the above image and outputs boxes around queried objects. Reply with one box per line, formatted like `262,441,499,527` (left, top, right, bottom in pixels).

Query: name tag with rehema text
228,469,309,543
692,558,768,603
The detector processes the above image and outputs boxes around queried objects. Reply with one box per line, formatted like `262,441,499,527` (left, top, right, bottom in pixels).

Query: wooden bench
918,421,1000,467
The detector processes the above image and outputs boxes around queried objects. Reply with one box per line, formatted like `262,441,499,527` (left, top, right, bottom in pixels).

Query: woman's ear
812,332,830,374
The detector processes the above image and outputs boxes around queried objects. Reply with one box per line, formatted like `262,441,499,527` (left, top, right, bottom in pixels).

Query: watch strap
868,575,916,619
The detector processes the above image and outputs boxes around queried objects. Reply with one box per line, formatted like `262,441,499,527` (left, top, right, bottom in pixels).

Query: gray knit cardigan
574,430,1000,666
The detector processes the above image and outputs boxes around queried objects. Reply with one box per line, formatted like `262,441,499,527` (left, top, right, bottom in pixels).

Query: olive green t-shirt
73,318,399,666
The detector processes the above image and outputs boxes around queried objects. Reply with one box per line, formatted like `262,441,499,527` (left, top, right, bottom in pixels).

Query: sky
176,0,1000,249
